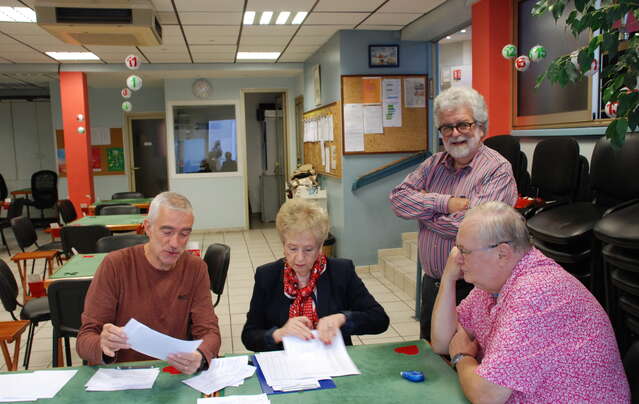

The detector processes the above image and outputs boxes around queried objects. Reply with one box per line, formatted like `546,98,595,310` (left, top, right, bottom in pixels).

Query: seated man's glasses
456,241,512,257
438,121,478,136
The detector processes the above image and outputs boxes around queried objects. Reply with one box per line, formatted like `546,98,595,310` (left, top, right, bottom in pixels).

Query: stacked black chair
57,199,77,224
98,205,140,216
484,134,531,196
25,170,58,225
60,225,111,256
623,340,639,403
0,258,50,370
527,133,639,299
48,279,91,367
0,198,26,255
96,234,148,253
203,243,231,307
111,192,144,200
0,173,7,201
11,215,63,273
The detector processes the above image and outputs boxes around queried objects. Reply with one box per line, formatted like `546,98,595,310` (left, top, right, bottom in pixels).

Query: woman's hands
272,314,346,345
316,313,346,344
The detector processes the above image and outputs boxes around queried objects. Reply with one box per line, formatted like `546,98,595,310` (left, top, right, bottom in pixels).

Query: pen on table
115,365,156,369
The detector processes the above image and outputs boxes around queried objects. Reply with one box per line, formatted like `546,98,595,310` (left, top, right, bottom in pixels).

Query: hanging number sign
125,54,141,70
126,75,143,91
122,101,133,112
121,88,132,99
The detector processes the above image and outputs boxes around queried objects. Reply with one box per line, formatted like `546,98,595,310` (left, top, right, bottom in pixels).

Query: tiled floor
0,225,419,371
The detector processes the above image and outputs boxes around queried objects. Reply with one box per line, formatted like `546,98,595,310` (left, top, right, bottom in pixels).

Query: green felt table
89,198,152,215
4,361,201,404
224,340,469,403
70,214,146,231
46,253,107,285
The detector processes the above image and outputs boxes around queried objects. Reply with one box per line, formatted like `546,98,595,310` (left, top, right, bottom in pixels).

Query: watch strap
451,352,475,369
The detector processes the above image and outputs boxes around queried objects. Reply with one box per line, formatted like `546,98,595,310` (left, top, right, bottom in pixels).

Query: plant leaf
615,117,629,146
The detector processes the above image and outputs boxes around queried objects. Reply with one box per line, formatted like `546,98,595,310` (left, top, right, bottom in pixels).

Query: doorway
126,113,168,197
243,91,287,228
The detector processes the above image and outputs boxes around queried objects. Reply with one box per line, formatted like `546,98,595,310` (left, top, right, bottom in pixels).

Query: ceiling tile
304,12,366,25
240,36,289,46
4,52,56,63
161,25,187,45
144,53,191,63
179,12,242,25
378,0,446,13
284,44,320,53
357,25,403,31
278,53,309,62
190,45,236,54
32,43,86,52
246,0,315,12
183,26,238,45
157,11,178,25
0,42,38,52
174,0,243,12
0,22,48,36
295,25,350,36
314,0,386,12
288,35,331,45
241,25,298,36
193,54,235,63
85,45,142,54
139,45,189,54
15,35,69,47
364,12,423,25
237,45,285,53
151,0,174,12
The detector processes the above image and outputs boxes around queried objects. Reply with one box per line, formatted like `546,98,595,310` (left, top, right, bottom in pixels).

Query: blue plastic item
401,370,425,382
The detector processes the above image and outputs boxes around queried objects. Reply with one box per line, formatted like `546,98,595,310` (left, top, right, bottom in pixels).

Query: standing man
431,202,629,403
77,192,221,375
389,86,517,339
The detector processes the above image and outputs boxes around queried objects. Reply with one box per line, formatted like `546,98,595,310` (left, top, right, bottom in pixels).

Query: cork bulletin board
302,101,342,178
341,74,428,154
56,128,125,177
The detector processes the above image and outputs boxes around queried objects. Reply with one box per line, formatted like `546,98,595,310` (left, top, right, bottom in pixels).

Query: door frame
124,112,166,193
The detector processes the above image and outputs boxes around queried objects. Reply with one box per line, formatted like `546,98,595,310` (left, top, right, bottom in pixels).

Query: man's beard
444,133,480,160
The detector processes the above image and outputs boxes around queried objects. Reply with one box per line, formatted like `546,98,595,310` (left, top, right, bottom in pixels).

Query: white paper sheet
282,330,360,378
85,368,160,391
343,103,365,152
182,356,256,395
197,394,270,403
404,77,426,108
0,370,78,402
123,318,202,360
91,127,111,145
382,78,402,127
363,104,383,134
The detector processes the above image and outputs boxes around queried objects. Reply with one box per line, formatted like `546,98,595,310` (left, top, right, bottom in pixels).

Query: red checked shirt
457,248,630,404
389,144,517,279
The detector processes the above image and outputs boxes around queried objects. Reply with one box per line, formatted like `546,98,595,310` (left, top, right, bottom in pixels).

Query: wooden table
11,250,58,302
69,214,146,232
88,198,152,216
0,320,29,371
10,188,31,198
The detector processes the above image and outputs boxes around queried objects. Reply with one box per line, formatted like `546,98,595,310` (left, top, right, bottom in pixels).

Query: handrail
351,151,431,192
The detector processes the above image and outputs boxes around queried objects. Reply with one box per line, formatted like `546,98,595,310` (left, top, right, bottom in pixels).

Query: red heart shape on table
394,345,419,355
162,365,181,374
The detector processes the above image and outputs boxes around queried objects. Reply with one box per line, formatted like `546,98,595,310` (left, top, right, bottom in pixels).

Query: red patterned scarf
283,255,327,329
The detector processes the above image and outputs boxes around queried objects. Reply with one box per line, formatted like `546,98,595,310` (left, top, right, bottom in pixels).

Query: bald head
462,202,531,254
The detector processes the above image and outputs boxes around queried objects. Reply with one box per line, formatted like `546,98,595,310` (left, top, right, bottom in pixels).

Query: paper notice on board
344,103,365,152
325,145,331,172
362,77,382,103
320,140,326,166
91,127,110,145
382,79,402,127
404,77,426,108
363,104,383,134
327,115,334,141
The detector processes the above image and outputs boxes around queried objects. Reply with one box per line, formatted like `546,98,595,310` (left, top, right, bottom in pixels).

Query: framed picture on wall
369,45,399,68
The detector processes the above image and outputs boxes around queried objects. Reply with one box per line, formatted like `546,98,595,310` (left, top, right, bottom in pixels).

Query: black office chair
47,278,92,367
484,135,531,196
60,225,111,256
11,215,63,274
96,234,149,253
527,133,639,298
57,199,77,224
0,198,26,255
98,205,140,216
624,340,639,403
203,243,231,307
111,192,144,200
0,173,7,201
0,258,50,370
25,170,58,224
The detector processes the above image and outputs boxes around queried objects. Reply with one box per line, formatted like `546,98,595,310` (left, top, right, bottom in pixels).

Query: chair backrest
484,135,531,195
204,243,231,296
61,225,111,255
30,170,58,209
10,216,38,250
0,173,7,201
98,205,140,216
6,198,26,221
624,340,639,403
47,279,92,337
111,192,144,200
590,132,639,208
530,137,585,201
96,234,149,253
0,258,19,314
57,199,77,224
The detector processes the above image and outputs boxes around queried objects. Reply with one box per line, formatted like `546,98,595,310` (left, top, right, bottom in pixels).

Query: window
172,105,238,174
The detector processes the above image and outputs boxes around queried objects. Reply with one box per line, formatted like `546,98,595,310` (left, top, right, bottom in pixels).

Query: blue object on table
252,355,336,395
401,370,425,382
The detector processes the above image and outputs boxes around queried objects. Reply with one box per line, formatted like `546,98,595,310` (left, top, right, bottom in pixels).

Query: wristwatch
451,352,475,369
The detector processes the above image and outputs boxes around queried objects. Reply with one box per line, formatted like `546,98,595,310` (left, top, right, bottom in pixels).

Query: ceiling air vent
35,0,162,46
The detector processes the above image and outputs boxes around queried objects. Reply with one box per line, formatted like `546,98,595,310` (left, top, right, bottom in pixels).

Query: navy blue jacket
241,257,389,352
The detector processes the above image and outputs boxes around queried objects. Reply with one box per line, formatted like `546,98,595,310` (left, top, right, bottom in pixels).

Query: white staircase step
372,232,419,300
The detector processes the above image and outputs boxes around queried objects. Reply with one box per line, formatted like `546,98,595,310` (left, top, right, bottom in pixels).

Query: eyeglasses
456,241,512,256
438,121,478,136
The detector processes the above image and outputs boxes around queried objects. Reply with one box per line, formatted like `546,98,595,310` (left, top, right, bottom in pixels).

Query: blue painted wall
305,30,431,265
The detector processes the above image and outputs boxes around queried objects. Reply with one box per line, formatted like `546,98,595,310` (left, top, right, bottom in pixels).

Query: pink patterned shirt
389,144,517,278
457,248,630,403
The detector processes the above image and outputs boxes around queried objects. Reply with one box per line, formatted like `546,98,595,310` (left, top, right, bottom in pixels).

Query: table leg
54,338,63,368
0,340,13,370
11,335,22,371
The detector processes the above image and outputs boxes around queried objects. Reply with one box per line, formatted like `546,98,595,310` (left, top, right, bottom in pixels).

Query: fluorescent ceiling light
260,11,273,25
0,7,36,22
237,52,280,60
291,11,307,24
46,52,100,61
446,36,451,39
243,11,256,25
461,29,466,33
276,11,291,25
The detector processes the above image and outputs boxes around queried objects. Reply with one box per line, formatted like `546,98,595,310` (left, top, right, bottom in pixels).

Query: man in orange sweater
77,192,220,374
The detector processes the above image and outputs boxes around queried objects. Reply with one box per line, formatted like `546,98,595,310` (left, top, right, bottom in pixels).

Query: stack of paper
0,370,77,402
183,356,256,395
85,368,160,391
197,394,270,403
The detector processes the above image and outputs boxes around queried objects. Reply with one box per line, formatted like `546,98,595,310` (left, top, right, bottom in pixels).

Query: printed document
123,318,202,360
